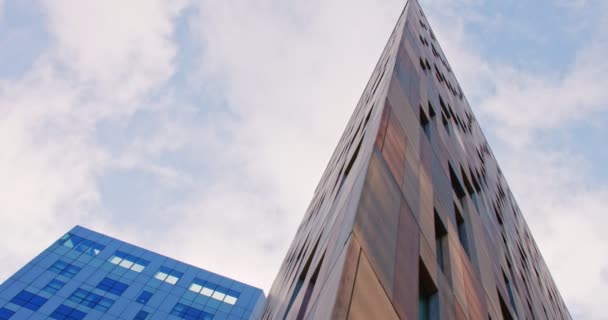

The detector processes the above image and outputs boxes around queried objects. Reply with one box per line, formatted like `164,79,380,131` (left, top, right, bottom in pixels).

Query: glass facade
0,226,265,320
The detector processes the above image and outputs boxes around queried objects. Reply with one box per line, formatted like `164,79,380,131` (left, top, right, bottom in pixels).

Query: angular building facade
262,1,570,319
0,226,265,320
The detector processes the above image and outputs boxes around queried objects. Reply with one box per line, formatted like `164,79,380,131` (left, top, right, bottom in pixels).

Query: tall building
0,226,265,320
262,1,570,319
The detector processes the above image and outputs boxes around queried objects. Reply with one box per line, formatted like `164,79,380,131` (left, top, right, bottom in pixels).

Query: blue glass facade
0,226,265,320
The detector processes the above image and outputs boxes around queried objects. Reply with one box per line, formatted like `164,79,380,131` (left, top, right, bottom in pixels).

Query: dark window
285,237,320,318
419,260,439,320
420,106,431,139
43,279,66,294
10,290,48,311
136,291,153,304
0,307,15,320
50,304,87,320
503,271,517,313
68,289,114,312
170,303,213,320
441,112,450,136
296,253,325,320
48,260,81,278
455,206,470,258
498,290,514,320
96,277,129,296
434,211,448,273
134,310,149,320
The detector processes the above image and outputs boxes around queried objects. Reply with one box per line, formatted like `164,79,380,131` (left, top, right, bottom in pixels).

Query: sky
0,0,606,318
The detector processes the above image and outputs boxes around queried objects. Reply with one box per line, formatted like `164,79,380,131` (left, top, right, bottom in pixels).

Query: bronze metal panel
382,108,407,187
393,199,420,320
354,151,401,299
347,252,399,320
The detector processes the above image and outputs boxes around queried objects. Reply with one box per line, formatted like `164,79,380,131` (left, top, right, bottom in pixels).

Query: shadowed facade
261,1,570,319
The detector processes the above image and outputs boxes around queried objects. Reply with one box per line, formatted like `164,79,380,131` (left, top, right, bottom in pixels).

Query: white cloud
0,0,606,319
0,0,186,280
40,0,186,104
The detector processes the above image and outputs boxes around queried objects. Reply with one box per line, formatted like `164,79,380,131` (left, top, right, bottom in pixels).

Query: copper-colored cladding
261,0,571,319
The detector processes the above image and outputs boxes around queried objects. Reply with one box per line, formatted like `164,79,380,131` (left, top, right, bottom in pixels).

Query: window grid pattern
188,278,240,305
170,303,213,320
96,277,129,296
58,233,105,257
68,288,115,312
50,304,87,320
0,226,265,320
108,251,149,273
10,290,48,311
153,267,183,285
48,260,81,278
43,279,66,294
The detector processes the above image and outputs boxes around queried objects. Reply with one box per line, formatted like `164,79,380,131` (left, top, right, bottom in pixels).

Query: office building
261,0,570,319
0,226,265,320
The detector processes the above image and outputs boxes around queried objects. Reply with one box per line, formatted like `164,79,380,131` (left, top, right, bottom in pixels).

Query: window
188,279,240,305
0,308,15,320
296,254,324,319
134,310,149,320
434,211,448,273
108,251,149,272
48,260,81,278
136,291,153,304
96,277,129,296
420,106,431,139
10,290,48,311
50,304,87,320
170,303,213,320
68,289,114,312
418,260,439,320
58,233,105,256
498,291,514,320
503,271,517,314
43,279,66,294
455,206,470,258
154,267,183,285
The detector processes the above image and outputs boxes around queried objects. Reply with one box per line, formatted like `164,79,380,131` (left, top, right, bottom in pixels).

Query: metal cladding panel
263,0,571,319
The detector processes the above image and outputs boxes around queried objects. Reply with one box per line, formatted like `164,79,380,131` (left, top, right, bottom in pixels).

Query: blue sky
0,0,607,318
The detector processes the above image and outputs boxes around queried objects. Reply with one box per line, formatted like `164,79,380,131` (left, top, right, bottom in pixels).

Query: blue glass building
0,226,265,320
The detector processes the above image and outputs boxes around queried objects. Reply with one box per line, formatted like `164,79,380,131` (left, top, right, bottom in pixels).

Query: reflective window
108,251,149,273
154,267,182,285
188,278,240,305
50,304,87,320
68,289,114,312
48,260,82,278
43,279,66,294
58,233,105,256
136,291,153,304
134,310,149,320
170,303,213,320
0,307,15,320
10,290,48,311
96,277,129,296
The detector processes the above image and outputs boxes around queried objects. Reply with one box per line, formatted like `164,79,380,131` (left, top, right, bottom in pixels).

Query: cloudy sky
0,0,606,318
